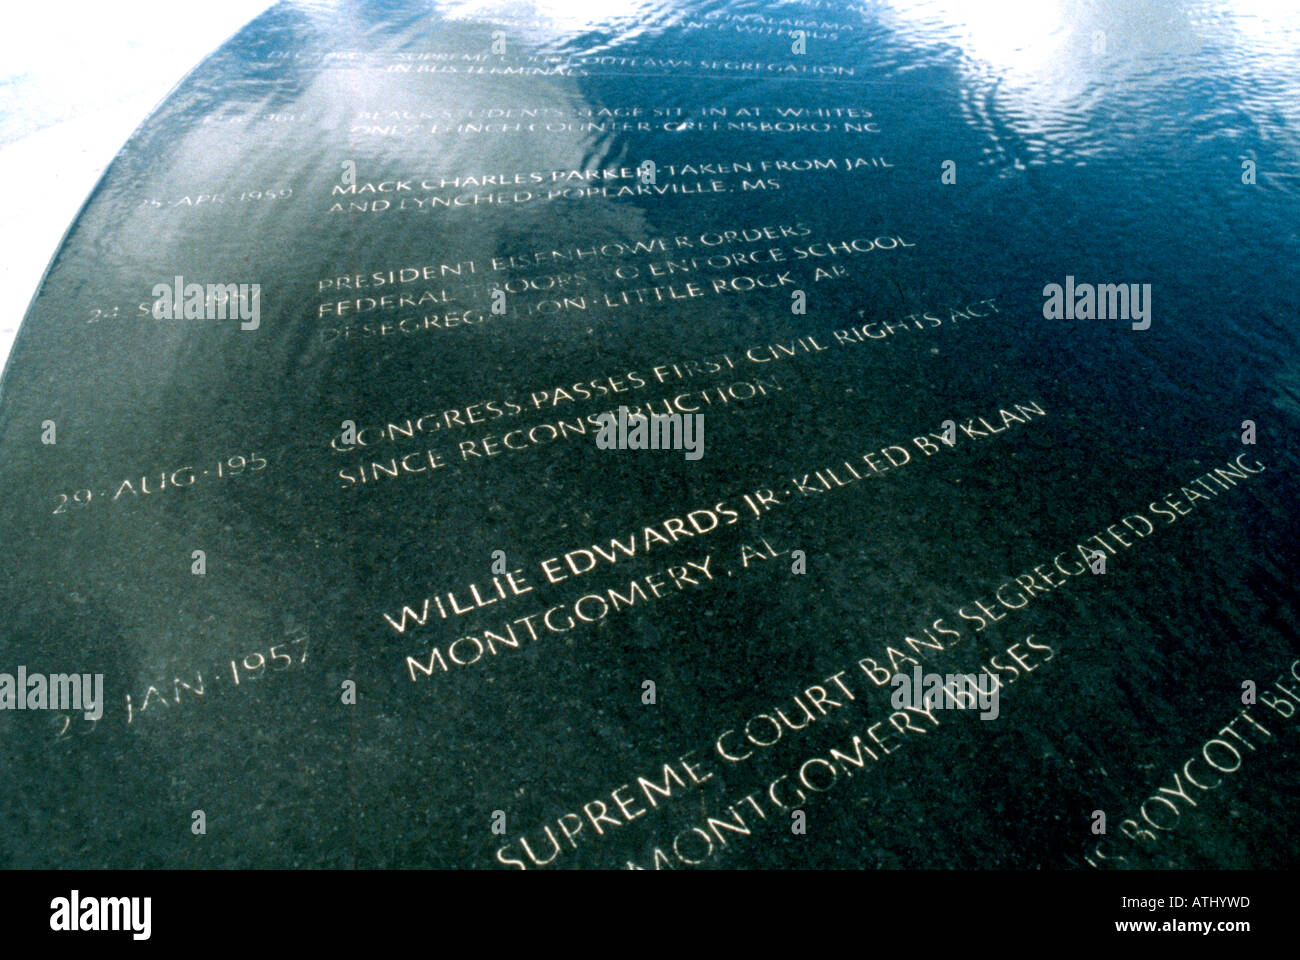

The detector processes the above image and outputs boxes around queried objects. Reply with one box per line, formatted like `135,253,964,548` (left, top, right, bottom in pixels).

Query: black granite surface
1,0,1298,869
